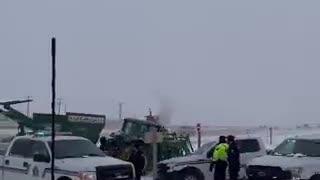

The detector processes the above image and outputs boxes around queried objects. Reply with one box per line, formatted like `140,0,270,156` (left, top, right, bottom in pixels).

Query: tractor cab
121,118,163,139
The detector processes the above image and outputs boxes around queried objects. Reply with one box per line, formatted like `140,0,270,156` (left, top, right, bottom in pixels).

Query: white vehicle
0,133,135,180
157,137,266,180
247,134,320,180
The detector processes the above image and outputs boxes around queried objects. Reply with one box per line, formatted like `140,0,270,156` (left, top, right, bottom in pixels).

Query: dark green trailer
33,112,106,143
0,100,106,143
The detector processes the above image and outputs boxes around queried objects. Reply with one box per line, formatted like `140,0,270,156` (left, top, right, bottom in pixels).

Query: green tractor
0,99,106,143
103,112,194,172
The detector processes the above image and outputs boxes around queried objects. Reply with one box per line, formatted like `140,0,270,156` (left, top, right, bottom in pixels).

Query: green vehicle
103,116,194,172
0,100,106,143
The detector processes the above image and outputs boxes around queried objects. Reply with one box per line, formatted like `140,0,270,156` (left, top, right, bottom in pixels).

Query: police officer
213,136,229,180
99,136,107,151
128,144,146,180
227,135,240,180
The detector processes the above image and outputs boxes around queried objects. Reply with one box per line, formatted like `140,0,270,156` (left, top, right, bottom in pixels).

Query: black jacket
129,150,146,175
99,144,106,151
227,142,240,168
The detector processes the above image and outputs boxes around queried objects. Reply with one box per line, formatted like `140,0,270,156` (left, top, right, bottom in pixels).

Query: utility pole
26,96,31,117
64,104,67,114
118,102,123,120
269,127,273,145
51,37,56,180
145,126,163,180
57,98,63,115
152,130,158,180
197,123,201,149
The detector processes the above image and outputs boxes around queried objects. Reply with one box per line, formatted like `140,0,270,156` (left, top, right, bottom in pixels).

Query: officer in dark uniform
99,136,107,151
17,123,26,136
227,135,240,180
128,144,146,180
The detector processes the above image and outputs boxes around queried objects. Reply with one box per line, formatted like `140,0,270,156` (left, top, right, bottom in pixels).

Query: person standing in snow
99,136,107,152
129,144,146,180
227,135,240,180
212,136,229,180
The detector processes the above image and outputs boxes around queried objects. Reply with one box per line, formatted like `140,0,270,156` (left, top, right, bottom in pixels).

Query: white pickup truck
0,134,135,180
157,136,266,180
247,134,320,180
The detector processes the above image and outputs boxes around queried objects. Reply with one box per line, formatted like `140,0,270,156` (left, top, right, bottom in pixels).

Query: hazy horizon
2,1,320,126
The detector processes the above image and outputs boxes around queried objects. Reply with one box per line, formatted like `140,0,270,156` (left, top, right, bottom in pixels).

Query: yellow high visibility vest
213,143,229,161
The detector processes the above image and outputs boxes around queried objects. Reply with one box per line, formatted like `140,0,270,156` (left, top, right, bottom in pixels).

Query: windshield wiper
274,153,308,157
85,153,105,157
57,155,81,159
290,153,307,158
272,152,284,156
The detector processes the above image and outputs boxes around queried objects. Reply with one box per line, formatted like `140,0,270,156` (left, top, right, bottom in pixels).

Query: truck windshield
273,139,320,157
192,141,216,155
48,139,106,159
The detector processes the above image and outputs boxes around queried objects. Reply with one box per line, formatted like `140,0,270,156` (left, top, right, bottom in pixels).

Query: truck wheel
57,177,71,180
181,169,203,180
310,175,320,180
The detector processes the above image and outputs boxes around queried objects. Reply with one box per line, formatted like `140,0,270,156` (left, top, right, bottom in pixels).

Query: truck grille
247,165,292,180
157,163,169,174
157,163,174,180
96,164,134,180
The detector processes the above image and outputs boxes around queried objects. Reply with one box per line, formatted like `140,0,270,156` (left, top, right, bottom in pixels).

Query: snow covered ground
142,127,320,179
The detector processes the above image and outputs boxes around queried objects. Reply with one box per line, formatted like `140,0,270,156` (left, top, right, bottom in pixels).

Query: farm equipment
0,99,106,143
103,111,194,172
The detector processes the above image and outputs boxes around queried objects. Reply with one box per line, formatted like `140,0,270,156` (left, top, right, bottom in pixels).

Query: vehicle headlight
284,167,303,178
79,172,96,180
167,163,176,171
167,163,186,172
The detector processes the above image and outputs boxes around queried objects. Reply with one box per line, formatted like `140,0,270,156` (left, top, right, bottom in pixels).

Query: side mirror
33,154,50,163
266,149,273,155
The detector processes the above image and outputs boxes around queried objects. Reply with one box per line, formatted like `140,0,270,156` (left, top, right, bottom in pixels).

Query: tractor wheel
180,169,204,180
310,175,320,180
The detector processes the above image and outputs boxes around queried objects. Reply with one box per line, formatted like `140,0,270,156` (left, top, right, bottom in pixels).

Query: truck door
29,140,51,180
237,139,263,164
3,138,33,180
236,139,263,178
204,143,217,180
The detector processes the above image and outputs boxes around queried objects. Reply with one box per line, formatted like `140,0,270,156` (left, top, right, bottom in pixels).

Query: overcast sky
1,1,320,126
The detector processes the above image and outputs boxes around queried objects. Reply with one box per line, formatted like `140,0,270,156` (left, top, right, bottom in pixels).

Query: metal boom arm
0,100,35,131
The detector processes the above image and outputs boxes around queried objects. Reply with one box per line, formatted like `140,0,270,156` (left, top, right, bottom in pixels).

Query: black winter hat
227,135,235,142
219,136,226,143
